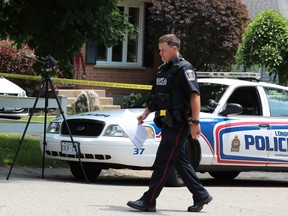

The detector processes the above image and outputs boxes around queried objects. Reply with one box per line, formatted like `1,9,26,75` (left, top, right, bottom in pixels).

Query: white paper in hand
118,109,148,148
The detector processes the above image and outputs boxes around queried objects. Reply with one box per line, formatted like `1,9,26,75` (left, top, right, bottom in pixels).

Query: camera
43,55,58,69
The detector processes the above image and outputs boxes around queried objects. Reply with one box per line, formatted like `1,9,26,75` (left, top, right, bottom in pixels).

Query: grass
0,133,68,168
21,115,57,123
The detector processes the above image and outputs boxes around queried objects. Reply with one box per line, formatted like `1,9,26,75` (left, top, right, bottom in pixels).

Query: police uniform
140,56,210,207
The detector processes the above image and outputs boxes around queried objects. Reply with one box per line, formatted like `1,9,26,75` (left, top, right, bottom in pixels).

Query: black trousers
141,122,209,206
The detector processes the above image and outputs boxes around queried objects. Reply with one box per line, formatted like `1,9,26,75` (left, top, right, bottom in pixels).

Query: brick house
73,0,156,101
72,0,288,104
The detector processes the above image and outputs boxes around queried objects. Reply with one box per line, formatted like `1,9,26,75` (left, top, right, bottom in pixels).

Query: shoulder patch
185,69,196,81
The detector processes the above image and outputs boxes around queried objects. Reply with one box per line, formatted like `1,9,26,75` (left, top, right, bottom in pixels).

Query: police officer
127,34,212,212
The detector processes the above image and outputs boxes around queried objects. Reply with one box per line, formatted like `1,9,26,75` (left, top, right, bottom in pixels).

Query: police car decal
147,121,162,140
214,121,288,165
200,133,215,155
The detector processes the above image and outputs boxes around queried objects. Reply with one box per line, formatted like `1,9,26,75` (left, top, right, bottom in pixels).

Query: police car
41,73,288,186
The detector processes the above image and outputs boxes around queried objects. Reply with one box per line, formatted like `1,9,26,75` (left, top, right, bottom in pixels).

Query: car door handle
259,123,269,128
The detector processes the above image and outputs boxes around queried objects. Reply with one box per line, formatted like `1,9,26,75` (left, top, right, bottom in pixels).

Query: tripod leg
41,77,49,178
6,83,43,180
47,77,89,183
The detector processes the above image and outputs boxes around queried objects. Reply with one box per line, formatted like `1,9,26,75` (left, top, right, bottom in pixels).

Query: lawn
0,133,67,168
21,115,57,123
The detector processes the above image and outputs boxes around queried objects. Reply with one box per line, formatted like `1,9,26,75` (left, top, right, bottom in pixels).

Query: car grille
61,119,105,136
45,150,112,160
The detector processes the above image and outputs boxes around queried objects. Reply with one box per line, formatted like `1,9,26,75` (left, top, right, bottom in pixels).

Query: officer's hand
137,110,149,125
137,113,147,125
190,124,201,140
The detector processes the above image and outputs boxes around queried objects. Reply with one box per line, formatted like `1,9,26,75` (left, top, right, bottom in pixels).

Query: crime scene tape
0,72,152,90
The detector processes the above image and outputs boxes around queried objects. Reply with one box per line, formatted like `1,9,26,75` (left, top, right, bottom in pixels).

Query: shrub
0,40,39,96
122,93,148,108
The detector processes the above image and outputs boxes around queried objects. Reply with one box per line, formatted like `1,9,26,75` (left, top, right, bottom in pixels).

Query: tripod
6,55,89,183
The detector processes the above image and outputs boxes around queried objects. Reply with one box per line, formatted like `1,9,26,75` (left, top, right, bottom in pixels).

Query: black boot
127,199,156,212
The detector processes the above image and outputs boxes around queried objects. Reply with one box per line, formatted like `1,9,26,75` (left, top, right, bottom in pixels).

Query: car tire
185,136,201,169
208,171,240,181
69,162,102,180
166,167,184,187
166,137,201,187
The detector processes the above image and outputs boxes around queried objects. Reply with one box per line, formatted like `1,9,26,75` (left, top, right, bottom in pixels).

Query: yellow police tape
0,72,152,90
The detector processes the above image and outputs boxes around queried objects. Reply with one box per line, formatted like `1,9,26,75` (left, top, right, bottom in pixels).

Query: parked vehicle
0,76,28,119
41,77,288,186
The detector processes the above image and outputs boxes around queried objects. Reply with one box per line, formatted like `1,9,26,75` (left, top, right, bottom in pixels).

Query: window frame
95,0,144,67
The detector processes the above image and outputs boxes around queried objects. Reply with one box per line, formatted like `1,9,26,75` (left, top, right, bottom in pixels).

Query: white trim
96,0,145,67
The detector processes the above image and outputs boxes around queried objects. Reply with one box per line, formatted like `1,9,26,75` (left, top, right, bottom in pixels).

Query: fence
0,95,67,133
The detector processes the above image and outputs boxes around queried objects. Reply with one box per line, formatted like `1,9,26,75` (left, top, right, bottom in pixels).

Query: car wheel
166,137,201,187
185,136,201,169
166,167,184,187
208,171,240,181
69,162,102,180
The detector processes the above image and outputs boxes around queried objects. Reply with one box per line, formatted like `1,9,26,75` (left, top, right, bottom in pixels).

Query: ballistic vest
155,58,191,110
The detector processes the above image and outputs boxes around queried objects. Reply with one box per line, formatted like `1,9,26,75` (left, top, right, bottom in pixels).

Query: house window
93,2,143,67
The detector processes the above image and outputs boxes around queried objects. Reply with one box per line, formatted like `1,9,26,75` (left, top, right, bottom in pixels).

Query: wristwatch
191,119,200,125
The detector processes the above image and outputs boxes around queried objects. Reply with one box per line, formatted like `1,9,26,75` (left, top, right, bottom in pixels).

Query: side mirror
205,99,218,111
219,103,242,116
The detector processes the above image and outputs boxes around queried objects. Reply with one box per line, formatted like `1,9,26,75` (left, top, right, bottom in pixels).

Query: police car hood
60,108,152,125
55,109,210,124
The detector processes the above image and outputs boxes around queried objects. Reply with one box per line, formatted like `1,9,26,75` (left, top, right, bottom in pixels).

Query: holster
153,111,164,128
154,109,187,128
163,110,174,128
169,110,191,127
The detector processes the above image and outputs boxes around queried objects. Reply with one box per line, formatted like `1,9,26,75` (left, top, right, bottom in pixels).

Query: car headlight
18,90,27,97
104,124,128,137
104,124,155,139
144,126,155,139
47,121,61,134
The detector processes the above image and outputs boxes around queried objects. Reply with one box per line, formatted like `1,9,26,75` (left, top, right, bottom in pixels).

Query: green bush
122,93,148,108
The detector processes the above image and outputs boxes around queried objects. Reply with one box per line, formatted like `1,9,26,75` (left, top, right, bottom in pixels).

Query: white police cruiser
42,72,288,186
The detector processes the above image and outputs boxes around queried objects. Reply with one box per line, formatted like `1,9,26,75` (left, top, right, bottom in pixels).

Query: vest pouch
157,92,171,110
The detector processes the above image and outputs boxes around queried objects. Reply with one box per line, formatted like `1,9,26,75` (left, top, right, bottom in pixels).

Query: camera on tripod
7,53,89,183
43,55,58,69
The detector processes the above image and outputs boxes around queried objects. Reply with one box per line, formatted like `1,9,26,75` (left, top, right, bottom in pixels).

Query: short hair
158,34,181,50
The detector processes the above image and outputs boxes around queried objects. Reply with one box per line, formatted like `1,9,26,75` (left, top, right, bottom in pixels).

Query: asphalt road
0,167,288,216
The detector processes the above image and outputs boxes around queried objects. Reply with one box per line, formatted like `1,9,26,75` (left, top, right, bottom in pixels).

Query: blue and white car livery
42,77,288,186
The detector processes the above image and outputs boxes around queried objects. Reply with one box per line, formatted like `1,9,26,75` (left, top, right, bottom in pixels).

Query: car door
212,86,269,166
263,87,288,166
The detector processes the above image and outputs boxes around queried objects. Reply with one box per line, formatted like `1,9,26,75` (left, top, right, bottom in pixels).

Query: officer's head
158,34,180,63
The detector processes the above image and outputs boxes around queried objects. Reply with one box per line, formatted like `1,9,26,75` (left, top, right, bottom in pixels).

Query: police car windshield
199,83,228,113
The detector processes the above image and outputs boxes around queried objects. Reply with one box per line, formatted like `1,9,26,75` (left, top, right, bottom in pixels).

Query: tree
0,0,135,77
149,0,249,71
236,10,288,85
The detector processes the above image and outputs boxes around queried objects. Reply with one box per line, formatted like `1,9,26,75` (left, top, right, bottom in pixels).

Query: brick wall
73,44,159,96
